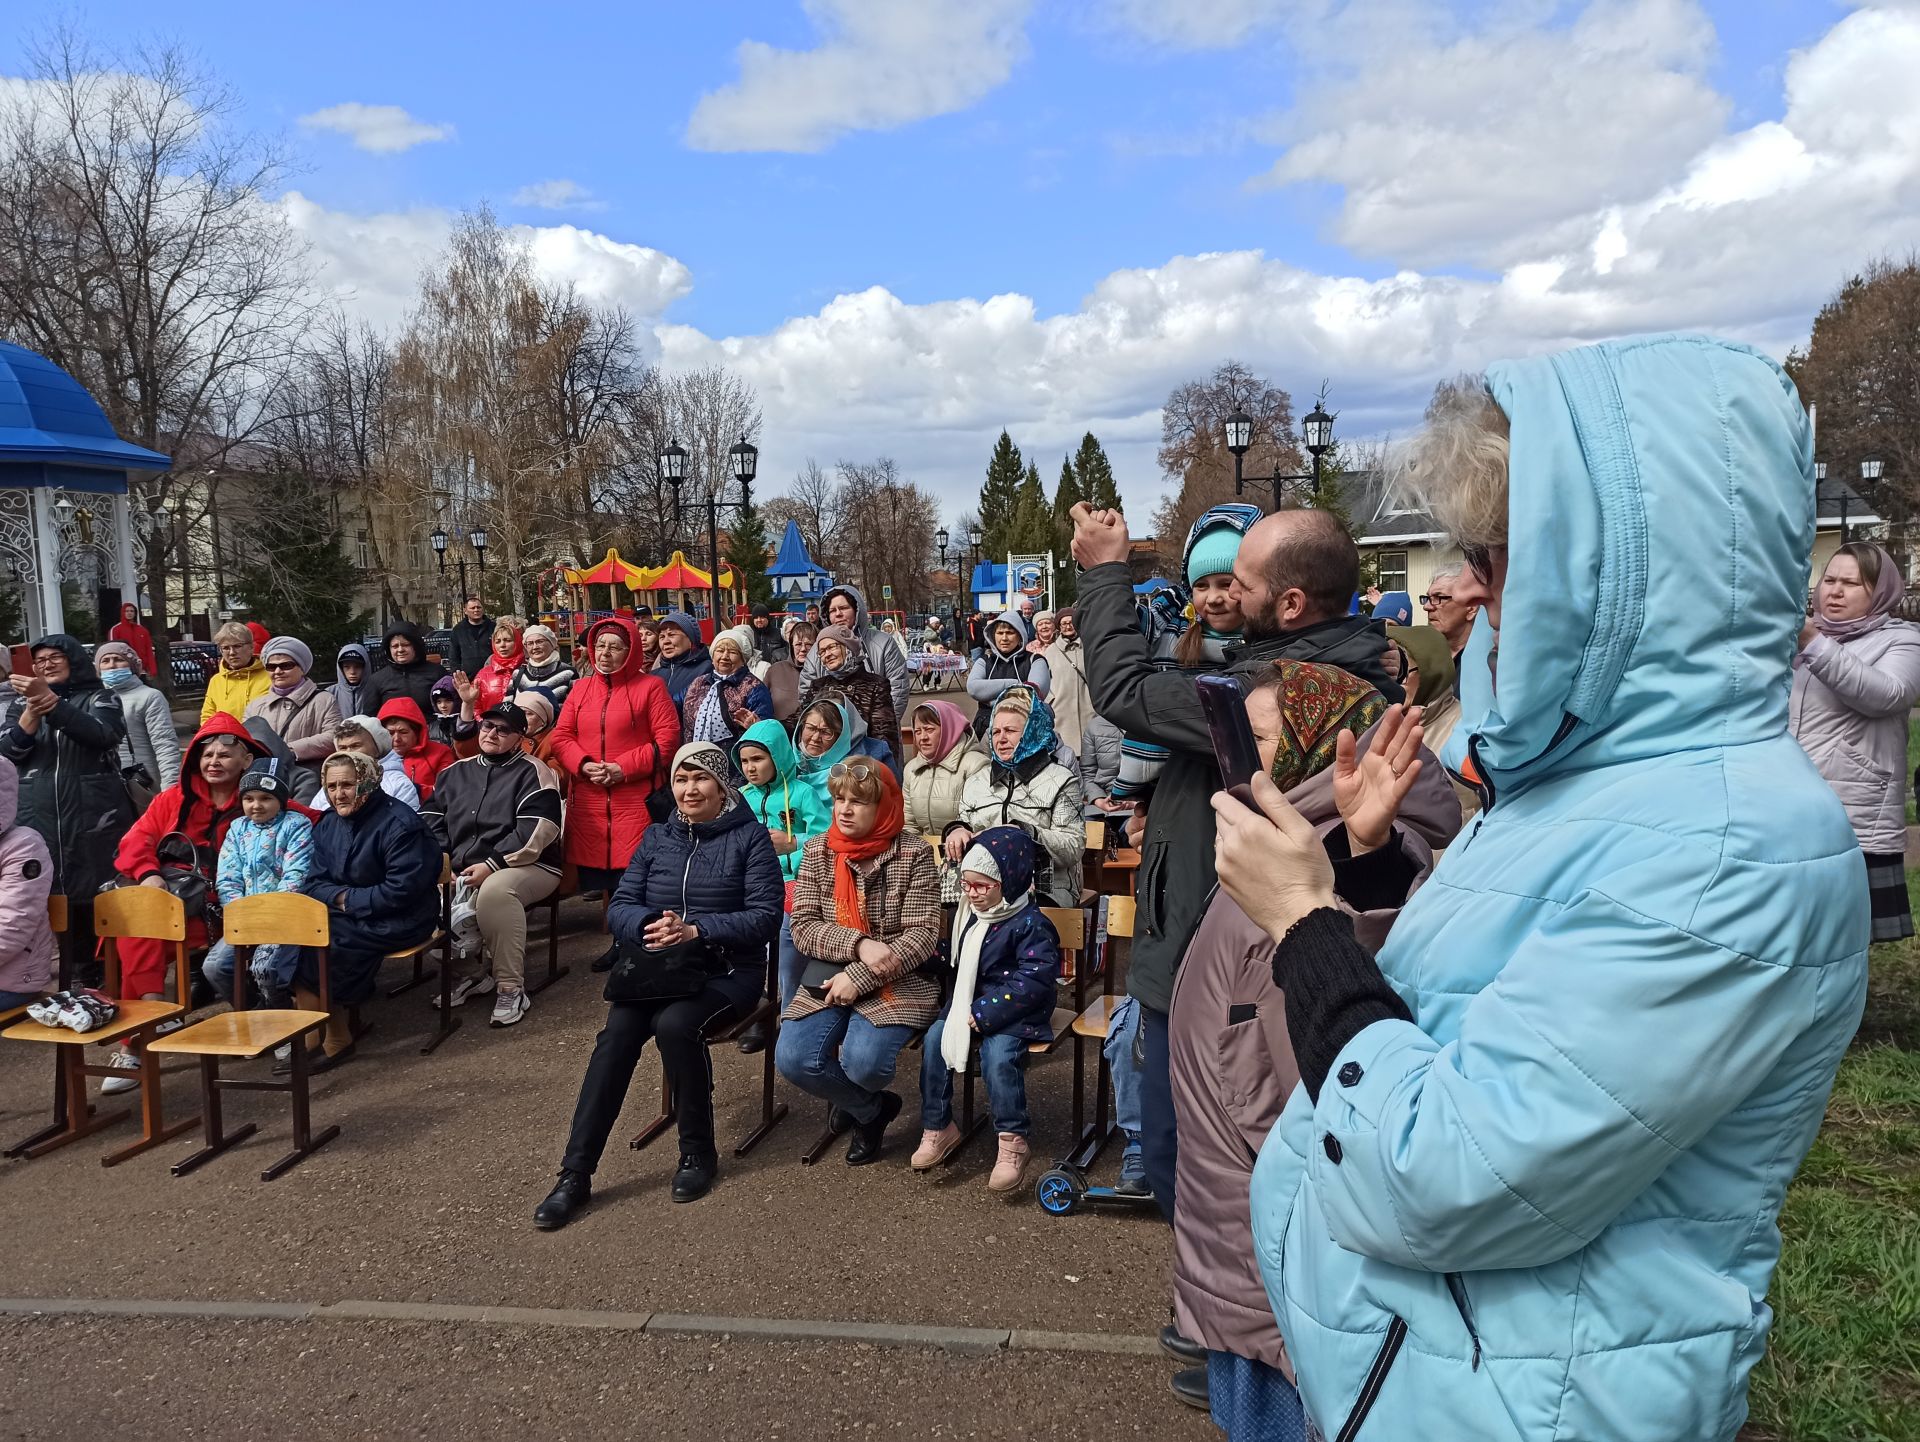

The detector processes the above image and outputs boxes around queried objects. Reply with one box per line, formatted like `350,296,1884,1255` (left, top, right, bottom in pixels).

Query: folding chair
528,864,576,998
0,887,197,1166
148,893,339,1180
385,857,457,1053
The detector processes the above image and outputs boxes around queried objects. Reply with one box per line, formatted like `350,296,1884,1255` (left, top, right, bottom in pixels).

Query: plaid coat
785,831,941,1029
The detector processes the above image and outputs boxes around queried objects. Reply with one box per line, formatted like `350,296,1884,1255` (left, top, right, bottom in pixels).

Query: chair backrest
223,892,331,948
1040,905,1086,953
95,886,187,941
1083,820,1104,854
1106,894,1136,939
47,894,67,933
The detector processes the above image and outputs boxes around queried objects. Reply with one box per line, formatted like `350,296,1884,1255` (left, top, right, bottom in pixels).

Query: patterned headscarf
1262,661,1387,793
670,740,739,811
322,748,382,801
991,685,1058,769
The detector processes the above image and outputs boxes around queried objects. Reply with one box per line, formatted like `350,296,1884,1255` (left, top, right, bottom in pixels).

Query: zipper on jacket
1445,1273,1482,1372
680,827,700,915
1333,1315,1407,1442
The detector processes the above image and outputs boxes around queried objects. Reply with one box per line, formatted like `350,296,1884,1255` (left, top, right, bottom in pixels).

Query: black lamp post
662,435,757,627
1225,407,1253,501
936,526,953,619
430,525,489,623
1225,400,1337,513
1855,458,1885,542
659,438,688,544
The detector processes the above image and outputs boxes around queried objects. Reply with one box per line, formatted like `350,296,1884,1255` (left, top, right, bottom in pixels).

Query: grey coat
109,680,183,787
1789,619,1920,853
1077,713,1122,801
798,584,909,722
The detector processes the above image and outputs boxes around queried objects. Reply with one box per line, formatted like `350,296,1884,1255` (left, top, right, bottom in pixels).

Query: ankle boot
533,1169,592,1230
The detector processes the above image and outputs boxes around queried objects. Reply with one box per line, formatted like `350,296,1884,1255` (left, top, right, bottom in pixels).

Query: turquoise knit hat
1186,523,1245,585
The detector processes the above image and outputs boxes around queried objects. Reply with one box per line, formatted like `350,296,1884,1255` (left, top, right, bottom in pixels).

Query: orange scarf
823,764,904,931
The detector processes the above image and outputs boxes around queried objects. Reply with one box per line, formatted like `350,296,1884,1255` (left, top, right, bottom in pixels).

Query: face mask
101,668,135,688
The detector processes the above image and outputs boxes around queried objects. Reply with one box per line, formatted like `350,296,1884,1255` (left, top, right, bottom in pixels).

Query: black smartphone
1196,674,1261,795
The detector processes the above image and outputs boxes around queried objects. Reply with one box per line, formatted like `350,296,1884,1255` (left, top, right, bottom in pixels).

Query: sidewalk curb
0,1297,1155,1358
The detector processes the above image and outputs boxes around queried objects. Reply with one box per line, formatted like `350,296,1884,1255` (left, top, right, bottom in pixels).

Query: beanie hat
1372,591,1414,626
1186,524,1245,586
341,714,394,757
238,757,292,801
260,636,314,674
714,624,758,664
521,623,558,650
512,689,556,733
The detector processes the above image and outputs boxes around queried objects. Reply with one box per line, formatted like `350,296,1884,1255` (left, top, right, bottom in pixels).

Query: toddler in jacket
0,755,55,1007
912,826,1059,1193
201,758,314,1007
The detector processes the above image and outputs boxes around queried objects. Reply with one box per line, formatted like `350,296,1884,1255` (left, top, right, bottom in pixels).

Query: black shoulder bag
603,910,724,1003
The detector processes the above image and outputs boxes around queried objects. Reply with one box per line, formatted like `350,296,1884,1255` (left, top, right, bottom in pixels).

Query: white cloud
1105,0,1319,49
1256,0,1727,268
297,102,454,154
510,178,605,212
685,0,1031,153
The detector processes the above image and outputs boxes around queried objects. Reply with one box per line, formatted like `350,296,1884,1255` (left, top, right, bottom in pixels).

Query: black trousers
561,966,762,1173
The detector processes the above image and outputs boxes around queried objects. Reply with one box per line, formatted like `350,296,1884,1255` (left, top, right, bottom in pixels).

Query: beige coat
1789,620,1920,853
243,679,343,762
1041,637,1093,754
903,737,989,836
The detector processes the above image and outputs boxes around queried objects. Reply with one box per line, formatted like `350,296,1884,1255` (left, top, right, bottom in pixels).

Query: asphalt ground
0,900,1202,1439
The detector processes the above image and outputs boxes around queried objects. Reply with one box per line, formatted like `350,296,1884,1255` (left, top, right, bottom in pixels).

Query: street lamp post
1224,401,1336,512
430,526,489,624
660,439,688,546
1856,458,1885,543
1225,407,1253,502
662,436,757,630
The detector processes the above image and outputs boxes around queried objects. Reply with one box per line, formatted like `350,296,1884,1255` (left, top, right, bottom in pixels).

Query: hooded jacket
108,605,158,677
216,806,314,904
1248,336,1867,1442
733,719,831,882
330,643,371,720
550,616,683,873
965,613,1051,731
101,662,183,786
953,746,1083,908
448,612,495,680
1,634,135,902
115,712,273,889
364,622,450,718
377,698,457,802
1788,620,1920,853
1075,573,1402,1013
608,795,784,975
793,695,894,805
244,675,343,763
751,608,791,665
652,612,715,708
797,635,900,768
199,654,271,725
799,585,910,722
0,756,56,997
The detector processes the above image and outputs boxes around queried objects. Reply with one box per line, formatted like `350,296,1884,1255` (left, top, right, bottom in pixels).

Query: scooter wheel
1036,1167,1082,1216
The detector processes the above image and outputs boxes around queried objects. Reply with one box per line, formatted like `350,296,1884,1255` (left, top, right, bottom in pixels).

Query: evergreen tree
977,430,1025,559
1051,455,1084,605
230,492,371,660
1075,431,1122,511
1303,443,1355,533
726,499,775,608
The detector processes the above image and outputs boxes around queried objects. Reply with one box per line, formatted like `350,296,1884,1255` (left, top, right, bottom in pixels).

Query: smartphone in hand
1196,674,1261,799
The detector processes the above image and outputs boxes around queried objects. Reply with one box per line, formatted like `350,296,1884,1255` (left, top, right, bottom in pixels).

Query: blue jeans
0,986,41,1008
919,1018,1030,1136
775,1004,915,1125
201,940,297,1005
1104,995,1144,1161
775,916,804,1010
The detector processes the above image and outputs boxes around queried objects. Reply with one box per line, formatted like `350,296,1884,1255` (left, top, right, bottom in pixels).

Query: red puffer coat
549,616,681,873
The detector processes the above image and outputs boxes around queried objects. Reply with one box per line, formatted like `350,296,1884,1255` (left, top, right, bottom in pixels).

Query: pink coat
0,757,56,997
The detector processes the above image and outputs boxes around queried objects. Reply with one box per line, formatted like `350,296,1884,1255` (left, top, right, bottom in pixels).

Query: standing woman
473,618,525,714
511,624,577,708
364,621,449,716
200,621,271,723
550,616,682,963
94,639,181,800
1791,539,1920,940
633,617,661,672
244,637,343,774
1,636,134,958
108,602,158,677
965,614,1049,736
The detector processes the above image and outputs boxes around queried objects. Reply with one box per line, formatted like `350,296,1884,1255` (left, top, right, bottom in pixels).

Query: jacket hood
0,754,17,831
581,615,645,680
658,612,704,649
734,717,799,782
29,633,99,694
340,713,394,758
986,612,1031,655
335,642,370,671
180,711,273,792
824,584,872,634
1447,333,1813,795
377,697,430,742
381,621,433,670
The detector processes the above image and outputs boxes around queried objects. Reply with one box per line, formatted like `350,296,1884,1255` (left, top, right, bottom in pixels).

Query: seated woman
764,621,814,723
289,749,441,1072
902,699,989,904
681,627,773,752
945,687,1084,907
774,759,940,1165
914,827,1059,1192
243,637,343,777
306,716,421,811
793,696,893,792
798,627,901,770
534,742,783,1227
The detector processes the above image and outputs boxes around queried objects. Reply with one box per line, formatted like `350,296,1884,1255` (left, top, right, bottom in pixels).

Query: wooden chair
528,865,577,998
0,887,197,1166
3,896,70,1158
1061,894,1134,1168
629,941,788,1159
386,857,458,1054
147,893,339,1180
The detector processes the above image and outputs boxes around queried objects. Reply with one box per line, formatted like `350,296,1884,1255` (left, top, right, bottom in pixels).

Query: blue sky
4,1,1910,516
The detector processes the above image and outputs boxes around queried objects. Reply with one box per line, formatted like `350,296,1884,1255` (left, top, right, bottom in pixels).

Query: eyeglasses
959,877,999,895
828,761,883,784
1419,592,1451,607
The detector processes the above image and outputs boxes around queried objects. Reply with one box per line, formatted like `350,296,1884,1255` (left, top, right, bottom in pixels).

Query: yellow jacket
200,659,271,725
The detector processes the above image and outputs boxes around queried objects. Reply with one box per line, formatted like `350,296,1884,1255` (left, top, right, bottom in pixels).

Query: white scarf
941,849,1029,1072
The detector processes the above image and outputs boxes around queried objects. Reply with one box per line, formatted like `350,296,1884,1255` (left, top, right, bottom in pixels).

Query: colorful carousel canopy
634,549,734,591
563,547,650,587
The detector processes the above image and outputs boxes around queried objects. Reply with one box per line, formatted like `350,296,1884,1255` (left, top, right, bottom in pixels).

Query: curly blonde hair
1402,375,1511,550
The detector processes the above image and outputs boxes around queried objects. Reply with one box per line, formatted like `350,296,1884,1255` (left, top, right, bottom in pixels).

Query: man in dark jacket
448,596,494,679
1068,501,1401,1235
365,621,451,717
750,604,790,665
420,702,564,1028
652,612,714,708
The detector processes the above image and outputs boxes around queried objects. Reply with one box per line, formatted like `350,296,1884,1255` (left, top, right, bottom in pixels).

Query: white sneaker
489,987,530,1028
434,971,496,1009
273,1043,293,1063
99,1051,141,1095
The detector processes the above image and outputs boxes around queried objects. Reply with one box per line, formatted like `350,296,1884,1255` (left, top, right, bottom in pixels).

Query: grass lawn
1743,872,1920,1441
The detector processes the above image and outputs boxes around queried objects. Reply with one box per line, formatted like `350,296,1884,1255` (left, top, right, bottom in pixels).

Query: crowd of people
0,335,1906,1442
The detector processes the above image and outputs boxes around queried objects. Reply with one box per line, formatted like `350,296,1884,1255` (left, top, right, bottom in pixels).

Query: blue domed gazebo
767,518,833,611
0,340,169,637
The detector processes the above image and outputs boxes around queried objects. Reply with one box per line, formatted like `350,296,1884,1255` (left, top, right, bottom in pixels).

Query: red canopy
565,547,648,587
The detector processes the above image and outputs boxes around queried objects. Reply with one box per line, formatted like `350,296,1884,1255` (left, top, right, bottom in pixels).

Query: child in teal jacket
733,718,830,882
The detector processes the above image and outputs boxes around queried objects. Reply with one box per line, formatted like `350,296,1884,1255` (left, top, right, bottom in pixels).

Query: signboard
1013,562,1045,597
881,584,894,600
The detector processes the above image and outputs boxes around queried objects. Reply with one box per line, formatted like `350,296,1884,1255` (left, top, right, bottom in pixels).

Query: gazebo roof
0,340,171,478
769,520,825,577
564,547,649,587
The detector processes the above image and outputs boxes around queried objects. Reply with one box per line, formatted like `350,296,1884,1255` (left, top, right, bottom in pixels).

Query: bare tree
1151,360,1304,553
657,364,763,540
0,29,312,659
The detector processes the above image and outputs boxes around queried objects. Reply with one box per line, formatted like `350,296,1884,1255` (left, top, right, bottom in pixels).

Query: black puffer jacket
447,614,495,679
0,634,134,901
364,621,450,718
608,798,783,976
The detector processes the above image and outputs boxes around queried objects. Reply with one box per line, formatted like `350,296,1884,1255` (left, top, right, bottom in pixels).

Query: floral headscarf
1262,661,1387,793
990,685,1057,771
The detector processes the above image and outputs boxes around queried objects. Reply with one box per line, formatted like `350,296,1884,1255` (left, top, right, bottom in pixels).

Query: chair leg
19,1044,127,1159
734,1039,788,1156
169,1055,258,1176
4,1047,75,1158
100,1033,197,1168
627,1056,675,1152
386,950,436,997
263,1037,340,1181
800,1112,841,1165
420,935,460,1055
526,898,569,997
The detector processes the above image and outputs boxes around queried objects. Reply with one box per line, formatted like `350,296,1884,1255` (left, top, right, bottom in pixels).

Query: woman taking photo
902,699,989,903
945,688,1083,908
1791,539,1920,939
534,742,783,1226
775,759,940,1165
290,749,441,1072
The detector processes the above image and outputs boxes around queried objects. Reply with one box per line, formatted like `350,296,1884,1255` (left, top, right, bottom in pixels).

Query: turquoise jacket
733,719,831,882
1249,335,1868,1442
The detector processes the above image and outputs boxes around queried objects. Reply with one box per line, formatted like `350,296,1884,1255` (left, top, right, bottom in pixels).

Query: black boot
1170,1366,1210,1410
735,1020,770,1055
845,1092,903,1166
671,1151,718,1203
589,941,618,974
1160,1325,1207,1364
533,1169,592,1230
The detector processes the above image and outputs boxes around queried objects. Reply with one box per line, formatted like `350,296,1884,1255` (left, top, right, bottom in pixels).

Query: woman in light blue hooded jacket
1211,335,1867,1442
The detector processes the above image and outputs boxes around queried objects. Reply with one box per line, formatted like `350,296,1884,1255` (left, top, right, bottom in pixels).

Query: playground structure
535,547,743,641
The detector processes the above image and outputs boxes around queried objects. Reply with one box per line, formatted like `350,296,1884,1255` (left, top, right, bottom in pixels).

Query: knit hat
1372,591,1414,626
713,624,758,664
512,689,555,734
339,714,394,757
670,739,734,795
238,757,293,801
94,640,142,674
962,826,1035,901
478,701,528,735
260,636,313,674
1186,523,1245,585
430,675,460,705
521,623,558,651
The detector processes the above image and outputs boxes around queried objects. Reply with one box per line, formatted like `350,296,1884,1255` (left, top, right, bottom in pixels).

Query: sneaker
26,991,70,1026
434,970,496,1009
533,1169,592,1230
910,1123,964,1171
99,1051,141,1094
987,1132,1030,1192
489,987,530,1028
1114,1149,1152,1197
273,1043,293,1064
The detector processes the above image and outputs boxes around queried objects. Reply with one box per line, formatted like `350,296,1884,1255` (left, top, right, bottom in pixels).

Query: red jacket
475,644,523,713
110,609,158,676
550,616,681,872
377,697,455,802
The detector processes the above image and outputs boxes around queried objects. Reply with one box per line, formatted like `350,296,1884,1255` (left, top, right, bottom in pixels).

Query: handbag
603,910,724,1003
149,829,225,940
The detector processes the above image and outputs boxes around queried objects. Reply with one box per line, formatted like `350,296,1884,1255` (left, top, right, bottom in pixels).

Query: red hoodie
378,697,455,802
115,712,284,880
